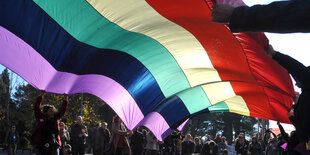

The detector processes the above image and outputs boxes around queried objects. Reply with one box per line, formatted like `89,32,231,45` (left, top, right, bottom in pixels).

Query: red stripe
146,0,294,123
234,32,294,122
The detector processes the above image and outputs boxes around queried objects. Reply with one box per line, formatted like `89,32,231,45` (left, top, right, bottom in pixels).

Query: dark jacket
194,143,202,153
30,96,68,147
235,139,249,155
130,130,145,154
229,0,310,33
93,127,110,155
249,142,262,155
5,130,19,146
278,122,301,155
181,140,195,155
70,123,88,145
202,141,218,155
273,52,310,142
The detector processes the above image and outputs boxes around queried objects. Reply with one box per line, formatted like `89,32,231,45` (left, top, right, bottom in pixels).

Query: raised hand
40,90,46,97
266,45,277,57
211,4,235,24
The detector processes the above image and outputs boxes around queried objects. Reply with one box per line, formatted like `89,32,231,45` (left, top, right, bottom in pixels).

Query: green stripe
177,86,212,114
208,101,229,113
33,0,190,97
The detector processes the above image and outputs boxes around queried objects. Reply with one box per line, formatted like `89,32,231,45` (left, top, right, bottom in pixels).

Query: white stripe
86,0,221,87
202,82,249,115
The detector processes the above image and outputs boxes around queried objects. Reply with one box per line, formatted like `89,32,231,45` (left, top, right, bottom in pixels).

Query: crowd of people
6,90,298,155
4,115,304,155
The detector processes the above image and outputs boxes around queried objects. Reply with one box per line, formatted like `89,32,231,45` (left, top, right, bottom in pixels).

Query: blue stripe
0,0,165,115
155,96,190,127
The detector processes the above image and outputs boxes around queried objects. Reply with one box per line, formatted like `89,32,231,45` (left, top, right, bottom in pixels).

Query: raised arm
270,51,310,88
55,94,69,119
277,122,289,141
212,1,310,33
34,91,45,119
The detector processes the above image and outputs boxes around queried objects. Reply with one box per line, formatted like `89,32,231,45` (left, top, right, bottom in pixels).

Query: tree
0,78,7,121
182,112,257,144
0,68,22,123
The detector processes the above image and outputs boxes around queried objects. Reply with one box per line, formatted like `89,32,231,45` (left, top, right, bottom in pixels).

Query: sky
0,0,307,131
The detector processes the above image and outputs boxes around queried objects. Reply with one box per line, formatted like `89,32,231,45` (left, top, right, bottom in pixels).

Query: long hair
59,122,67,131
112,115,119,124
194,137,201,144
250,136,258,145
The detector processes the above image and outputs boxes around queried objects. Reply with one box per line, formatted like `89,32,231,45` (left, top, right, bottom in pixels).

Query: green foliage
61,93,108,129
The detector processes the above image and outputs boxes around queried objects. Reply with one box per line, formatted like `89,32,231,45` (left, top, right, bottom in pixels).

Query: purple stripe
177,119,189,131
137,112,171,141
0,26,143,129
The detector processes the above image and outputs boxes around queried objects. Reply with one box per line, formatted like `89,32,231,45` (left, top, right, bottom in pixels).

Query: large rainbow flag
0,0,294,140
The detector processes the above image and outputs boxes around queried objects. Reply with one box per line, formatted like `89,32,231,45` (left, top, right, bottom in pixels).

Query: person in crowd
217,136,227,154
235,132,248,155
130,127,145,155
266,45,310,150
163,131,180,155
211,1,310,33
62,144,72,155
177,134,184,155
111,115,132,155
265,137,278,155
59,122,70,155
31,91,69,155
277,122,300,155
264,129,276,154
276,134,287,155
181,133,195,155
201,140,218,155
258,136,266,155
194,137,202,154
221,149,228,155
5,124,19,155
93,122,111,155
265,130,278,155
204,135,212,144
142,129,148,154
249,136,262,155
145,130,159,155
214,134,221,144
92,123,101,154
70,116,88,155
